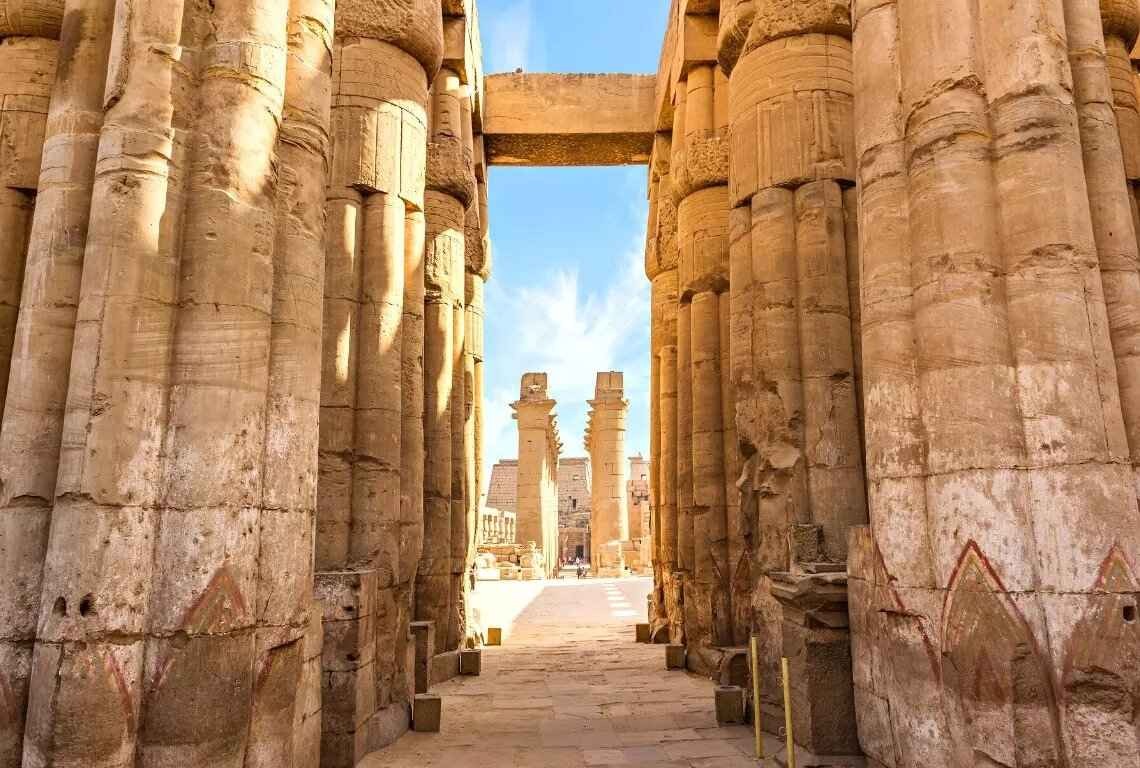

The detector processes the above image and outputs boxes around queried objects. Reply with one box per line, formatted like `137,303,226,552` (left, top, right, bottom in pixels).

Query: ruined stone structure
557,456,592,563
643,0,1140,764
3,0,1140,765
585,372,631,575
511,372,560,578
0,0,486,765
484,457,517,513
477,506,515,546
626,455,653,572
486,454,594,565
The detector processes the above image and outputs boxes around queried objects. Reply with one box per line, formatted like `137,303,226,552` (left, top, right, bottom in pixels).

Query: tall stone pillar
0,10,56,419
465,155,490,566
417,56,473,653
17,0,334,764
586,372,630,576
719,0,864,739
0,4,68,761
646,136,679,640
669,21,735,665
315,0,442,762
513,373,560,578
401,204,427,665
851,1,1140,764
419,0,481,657
1070,1,1140,497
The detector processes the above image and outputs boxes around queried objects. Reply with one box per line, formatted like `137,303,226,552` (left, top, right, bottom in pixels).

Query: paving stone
361,578,774,767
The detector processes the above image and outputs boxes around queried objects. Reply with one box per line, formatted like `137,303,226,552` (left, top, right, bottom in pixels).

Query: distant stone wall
485,459,519,513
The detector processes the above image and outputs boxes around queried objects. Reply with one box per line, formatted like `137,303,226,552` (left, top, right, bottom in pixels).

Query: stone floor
363,576,780,767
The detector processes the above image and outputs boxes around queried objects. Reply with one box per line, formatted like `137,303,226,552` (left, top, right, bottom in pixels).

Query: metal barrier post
750,636,764,762
781,657,796,768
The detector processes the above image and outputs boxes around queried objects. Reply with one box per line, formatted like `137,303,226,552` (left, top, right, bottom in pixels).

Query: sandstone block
459,648,482,676
484,73,655,166
715,685,746,725
412,693,442,733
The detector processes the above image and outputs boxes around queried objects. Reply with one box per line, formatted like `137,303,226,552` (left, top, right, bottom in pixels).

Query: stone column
676,299,693,635
472,165,491,519
315,1,441,761
670,43,734,663
20,1,334,764
646,139,679,639
649,144,683,641
400,203,426,667
0,10,56,419
465,161,490,561
1068,1,1140,496
851,1,1140,765
512,372,559,577
417,59,474,653
719,0,864,735
0,3,69,761
586,372,630,575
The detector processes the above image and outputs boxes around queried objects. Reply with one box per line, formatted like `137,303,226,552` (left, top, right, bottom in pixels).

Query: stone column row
850,0,1140,764
718,0,864,744
314,0,442,763
670,55,735,667
0,0,494,764
646,24,674,648
646,136,680,642
417,52,477,656
0,0,336,765
0,3,68,761
466,136,491,547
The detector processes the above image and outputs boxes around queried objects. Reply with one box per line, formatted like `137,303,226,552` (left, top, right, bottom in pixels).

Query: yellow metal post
750,636,764,762
781,657,796,768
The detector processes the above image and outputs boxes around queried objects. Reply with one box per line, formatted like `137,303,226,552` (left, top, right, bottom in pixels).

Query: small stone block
715,685,746,725
666,643,686,670
487,627,503,646
460,648,482,676
413,693,442,732
635,623,651,643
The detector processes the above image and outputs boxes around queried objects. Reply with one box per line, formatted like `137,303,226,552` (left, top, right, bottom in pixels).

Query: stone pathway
364,576,779,767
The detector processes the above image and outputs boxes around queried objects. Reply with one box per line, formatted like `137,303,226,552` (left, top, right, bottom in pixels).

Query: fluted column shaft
0,3,78,761
419,62,475,652
671,61,733,656
851,1,1140,764
21,1,335,765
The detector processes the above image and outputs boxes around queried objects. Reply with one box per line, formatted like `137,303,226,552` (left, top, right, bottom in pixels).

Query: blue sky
479,1,670,483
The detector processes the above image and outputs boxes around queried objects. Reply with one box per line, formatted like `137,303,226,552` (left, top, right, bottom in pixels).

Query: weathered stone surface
586,373,629,573
847,0,1140,764
484,73,655,166
334,0,443,78
512,373,559,577
9,2,332,766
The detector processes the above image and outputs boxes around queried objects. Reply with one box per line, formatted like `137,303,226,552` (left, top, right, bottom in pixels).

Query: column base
770,569,861,757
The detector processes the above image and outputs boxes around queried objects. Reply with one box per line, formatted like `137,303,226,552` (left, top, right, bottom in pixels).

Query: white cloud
484,0,546,73
481,227,651,493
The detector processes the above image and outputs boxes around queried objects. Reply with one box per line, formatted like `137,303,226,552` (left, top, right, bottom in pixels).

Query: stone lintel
484,73,655,166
